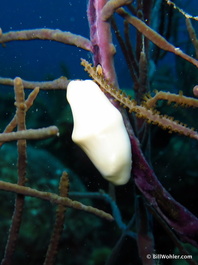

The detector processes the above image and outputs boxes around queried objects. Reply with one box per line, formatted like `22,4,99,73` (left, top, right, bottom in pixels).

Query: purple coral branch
127,120,198,247
87,0,118,87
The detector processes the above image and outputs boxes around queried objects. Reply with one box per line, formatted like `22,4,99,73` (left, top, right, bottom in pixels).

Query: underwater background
0,0,198,264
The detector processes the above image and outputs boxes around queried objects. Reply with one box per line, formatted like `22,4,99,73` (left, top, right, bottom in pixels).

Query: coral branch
0,87,40,147
0,126,59,142
124,120,198,247
81,59,198,140
116,8,198,68
44,172,69,265
143,91,198,109
81,56,198,245
165,0,198,21
0,29,93,51
14,77,27,132
0,0,197,262
0,76,69,90
1,78,27,265
70,191,135,233
87,0,118,86
111,18,139,89
132,106,198,140
0,180,113,221
186,18,198,59
101,0,132,21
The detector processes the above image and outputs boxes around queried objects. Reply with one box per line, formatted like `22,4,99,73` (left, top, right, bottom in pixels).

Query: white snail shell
66,79,132,185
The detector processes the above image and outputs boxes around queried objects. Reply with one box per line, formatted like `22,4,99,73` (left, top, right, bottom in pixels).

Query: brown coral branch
116,8,198,68
14,77,27,132
101,0,132,21
0,180,114,221
0,29,93,52
1,78,27,265
165,0,198,21
0,86,40,147
81,59,198,140
138,49,149,101
131,106,198,140
44,172,69,265
0,126,59,142
0,76,69,90
143,91,198,109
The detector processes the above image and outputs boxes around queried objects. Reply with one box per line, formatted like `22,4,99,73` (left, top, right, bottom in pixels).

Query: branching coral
0,0,197,264
81,58,198,140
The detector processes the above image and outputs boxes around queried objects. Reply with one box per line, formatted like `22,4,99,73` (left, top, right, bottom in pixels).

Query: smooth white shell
66,80,132,185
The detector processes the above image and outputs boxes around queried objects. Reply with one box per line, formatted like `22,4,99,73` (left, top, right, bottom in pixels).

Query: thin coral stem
0,180,113,221
144,91,198,109
14,77,27,133
138,49,149,101
0,126,59,142
0,76,69,90
1,78,27,265
165,0,198,21
116,8,198,68
124,20,139,76
0,29,93,52
0,87,40,147
186,18,198,59
44,172,69,265
111,18,139,88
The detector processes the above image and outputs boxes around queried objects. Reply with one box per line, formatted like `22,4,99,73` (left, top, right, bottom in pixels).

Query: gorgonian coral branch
2,77,27,265
0,29,93,52
0,180,113,221
0,76,68,90
186,18,198,59
101,0,132,21
143,91,198,109
87,0,118,86
81,59,198,140
165,0,198,20
44,171,69,265
0,86,40,147
0,126,59,142
116,8,198,68
128,125,198,247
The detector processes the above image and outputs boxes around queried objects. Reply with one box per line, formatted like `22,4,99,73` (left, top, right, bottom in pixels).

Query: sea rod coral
0,0,197,264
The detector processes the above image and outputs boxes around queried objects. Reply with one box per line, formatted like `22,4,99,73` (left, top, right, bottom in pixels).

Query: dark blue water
0,0,197,86
0,0,89,81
